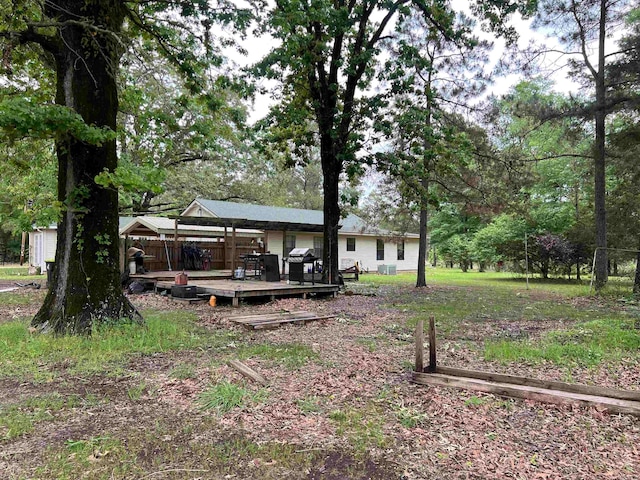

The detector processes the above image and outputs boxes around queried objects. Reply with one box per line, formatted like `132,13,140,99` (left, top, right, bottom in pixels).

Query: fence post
415,319,424,373
428,316,436,372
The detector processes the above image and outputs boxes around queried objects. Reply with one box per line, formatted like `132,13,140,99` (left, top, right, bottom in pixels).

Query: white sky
235,5,583,124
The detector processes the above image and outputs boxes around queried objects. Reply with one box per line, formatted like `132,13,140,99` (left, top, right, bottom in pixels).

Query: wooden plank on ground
228,360,268,385
249,315,336,329
431,366,640,402
226,311,335,329
412,372,640,417
226,310,309,322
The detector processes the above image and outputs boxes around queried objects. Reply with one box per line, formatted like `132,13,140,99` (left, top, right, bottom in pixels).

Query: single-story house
181,198,420,273
29,217,133,274
29,199,421,274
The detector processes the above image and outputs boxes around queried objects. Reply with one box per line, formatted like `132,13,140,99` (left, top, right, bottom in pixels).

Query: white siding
28,229,57,274
338,235,420,272
44,230,57,262
264,231,318,274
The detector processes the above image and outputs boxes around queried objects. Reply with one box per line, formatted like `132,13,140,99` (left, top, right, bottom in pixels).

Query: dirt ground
1,284,639,479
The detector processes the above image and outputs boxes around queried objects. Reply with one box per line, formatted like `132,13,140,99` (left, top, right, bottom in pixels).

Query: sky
235,5,577,124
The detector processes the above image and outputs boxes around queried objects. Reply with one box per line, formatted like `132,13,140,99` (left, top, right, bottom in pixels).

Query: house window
313,236,324,260
397,241,405,261
376,239,384,261
346,237,356,252
284,234,296,256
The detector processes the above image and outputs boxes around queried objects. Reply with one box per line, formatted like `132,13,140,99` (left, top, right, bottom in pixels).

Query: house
29,199,421,274
181,199,420,273
29,217,134,274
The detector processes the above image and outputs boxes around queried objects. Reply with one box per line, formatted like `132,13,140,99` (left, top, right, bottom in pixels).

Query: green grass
0,291,43,306
0,265,43,281
485,318,640,366
377,276,611,338
297,395,324,414
169,362,197,380
365,268,597,297
395,406,427,428
0,393,80,439
0,311,220,381
197,380,267,414
328,406,388,453
35,436,132,480
36,422,320,480
237,343,318,369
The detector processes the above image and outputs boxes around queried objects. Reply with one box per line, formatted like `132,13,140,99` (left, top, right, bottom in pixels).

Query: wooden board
227,310,335,329
412,371,640,417
431,366,640,402
168,296,207,304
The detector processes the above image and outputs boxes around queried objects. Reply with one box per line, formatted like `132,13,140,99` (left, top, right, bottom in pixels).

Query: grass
328,406,388,453
36,436,133,480
485,318,640,366
366,267,640,369
169,362,197,380
0,393,81,439
197,380,267,414
0,265,43,281
237,343,318,369
364,268,605,298
0,310,221,381
0,291,43,305
395,406,427,428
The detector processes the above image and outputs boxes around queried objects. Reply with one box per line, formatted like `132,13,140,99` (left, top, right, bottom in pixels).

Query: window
313,236,324,260
346,237,356,252
376,239,384,261
284,234,296,256
397,241,405,261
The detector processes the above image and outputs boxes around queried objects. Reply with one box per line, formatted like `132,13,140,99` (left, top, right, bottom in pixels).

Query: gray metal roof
120,216,262,237
188,198,418,237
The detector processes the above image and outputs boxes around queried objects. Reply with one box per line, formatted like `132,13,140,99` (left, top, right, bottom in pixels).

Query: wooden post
223,225,228,270
281,230,287,276
231,225,237,271
174,219,179,270
428,315,436,372
415,319,424,373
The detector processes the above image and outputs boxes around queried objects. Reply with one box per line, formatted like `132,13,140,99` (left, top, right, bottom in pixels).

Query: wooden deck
131,270,233,281
154,278,339,307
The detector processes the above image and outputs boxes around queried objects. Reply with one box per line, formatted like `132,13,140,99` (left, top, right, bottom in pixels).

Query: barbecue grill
287,248,320,284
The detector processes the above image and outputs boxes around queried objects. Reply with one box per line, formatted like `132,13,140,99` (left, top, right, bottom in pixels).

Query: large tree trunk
320,134,341,285
32,0,141,334
593,0,608,291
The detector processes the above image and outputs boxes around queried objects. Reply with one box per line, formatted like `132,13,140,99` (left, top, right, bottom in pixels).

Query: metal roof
183,198,417,237
119,216,262,238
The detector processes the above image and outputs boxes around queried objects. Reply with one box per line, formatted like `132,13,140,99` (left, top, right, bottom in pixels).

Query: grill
287,248,320,284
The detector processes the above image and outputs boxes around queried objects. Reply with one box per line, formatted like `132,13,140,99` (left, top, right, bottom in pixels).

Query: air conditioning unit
377,264,397,275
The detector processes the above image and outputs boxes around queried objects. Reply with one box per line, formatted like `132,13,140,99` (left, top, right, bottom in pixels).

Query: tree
0,1,250,334
527,0,637,289
254,0,530,284
115,43,250,215
373,9,490,286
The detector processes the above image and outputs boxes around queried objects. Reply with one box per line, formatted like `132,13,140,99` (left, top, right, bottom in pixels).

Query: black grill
287,248,320,284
